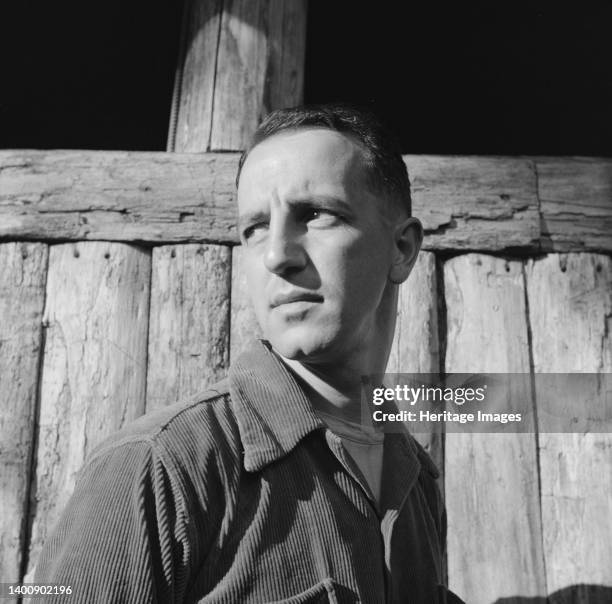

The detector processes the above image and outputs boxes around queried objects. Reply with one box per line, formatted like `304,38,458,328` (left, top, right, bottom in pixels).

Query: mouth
270,291,323,308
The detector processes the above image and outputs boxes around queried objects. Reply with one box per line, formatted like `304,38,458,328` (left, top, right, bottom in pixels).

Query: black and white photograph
1,2,611,603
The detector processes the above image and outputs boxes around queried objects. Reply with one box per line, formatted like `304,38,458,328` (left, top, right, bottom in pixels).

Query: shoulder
34,381,238,599
86,377,242,483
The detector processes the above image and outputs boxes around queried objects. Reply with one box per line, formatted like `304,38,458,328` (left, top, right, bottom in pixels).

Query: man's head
237,104,413,218
236,104,423,374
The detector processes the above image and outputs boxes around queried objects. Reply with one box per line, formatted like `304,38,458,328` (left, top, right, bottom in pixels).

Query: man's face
237,128,397,364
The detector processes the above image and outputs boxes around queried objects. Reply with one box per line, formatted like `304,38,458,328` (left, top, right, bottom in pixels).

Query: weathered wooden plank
444,254,546,603
0,150,239,244
26,242,150,573
230,245,262,362
2,151,611,253
210,0,307,150
167,0,222,152
0,243,47,591
526,253,612,598
537,158,612,252
146,244,231,412
408,155,540,251
386,252,442,472
169,0,307,152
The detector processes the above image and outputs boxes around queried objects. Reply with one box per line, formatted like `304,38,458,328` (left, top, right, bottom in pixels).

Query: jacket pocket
270,578,339,604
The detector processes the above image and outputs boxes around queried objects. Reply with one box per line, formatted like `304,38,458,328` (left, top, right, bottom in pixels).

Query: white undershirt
316,410,384,504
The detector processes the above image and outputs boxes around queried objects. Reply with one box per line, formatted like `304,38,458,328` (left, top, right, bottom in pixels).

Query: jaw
263,283,399,383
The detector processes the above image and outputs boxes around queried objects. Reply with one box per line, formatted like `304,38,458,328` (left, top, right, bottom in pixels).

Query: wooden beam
408,155,540,251
27,243,150,573
0,150,239,244
0,243,47,589
537,157,612,252
525,253,612,595
158,0,306,407
168,0,307,151
230,245,262,361
444,254,546,603
1,151,611,253
146,244,231,412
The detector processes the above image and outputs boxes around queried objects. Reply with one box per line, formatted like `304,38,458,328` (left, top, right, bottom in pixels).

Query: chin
266,325,338,362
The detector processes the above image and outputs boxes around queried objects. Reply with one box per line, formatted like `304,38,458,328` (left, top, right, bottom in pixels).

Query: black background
2,2,611,155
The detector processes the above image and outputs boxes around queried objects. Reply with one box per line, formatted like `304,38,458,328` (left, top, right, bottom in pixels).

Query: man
35,105,457,602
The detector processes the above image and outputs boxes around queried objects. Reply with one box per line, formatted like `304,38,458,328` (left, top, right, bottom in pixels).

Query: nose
263,219,307,275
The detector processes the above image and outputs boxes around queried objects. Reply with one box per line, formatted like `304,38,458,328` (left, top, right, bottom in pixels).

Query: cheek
321,237,391,310
243,258,268,310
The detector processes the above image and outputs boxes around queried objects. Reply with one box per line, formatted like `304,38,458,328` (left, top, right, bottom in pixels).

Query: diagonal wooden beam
1,150,611,252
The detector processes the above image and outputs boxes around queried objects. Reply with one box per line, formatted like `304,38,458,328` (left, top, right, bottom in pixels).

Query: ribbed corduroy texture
34,340,451,603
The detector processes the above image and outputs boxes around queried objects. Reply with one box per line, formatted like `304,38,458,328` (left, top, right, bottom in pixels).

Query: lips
270,291,323,308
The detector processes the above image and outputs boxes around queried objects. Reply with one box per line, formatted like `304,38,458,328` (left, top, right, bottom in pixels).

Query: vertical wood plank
444,254,546,603
210,0,307,150
27,242,151,573
146,244,231,411
526,253,612,598
230,244,262,362
168,0,223,152
0,243,47,591
165,0,234,408
386,251,443,471
169,0,306,382
170,0,307,152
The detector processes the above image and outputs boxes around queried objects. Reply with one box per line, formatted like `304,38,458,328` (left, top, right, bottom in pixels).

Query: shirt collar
227,339,426,490
228,339,325,472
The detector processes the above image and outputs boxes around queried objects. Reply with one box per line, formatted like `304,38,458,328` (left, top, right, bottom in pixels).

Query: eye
303,208,341,225
242,222,268,243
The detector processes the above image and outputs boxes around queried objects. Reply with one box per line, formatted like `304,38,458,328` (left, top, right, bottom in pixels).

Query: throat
278,354,367,425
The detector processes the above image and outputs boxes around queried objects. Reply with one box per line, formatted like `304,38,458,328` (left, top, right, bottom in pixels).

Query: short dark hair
236,104,412,216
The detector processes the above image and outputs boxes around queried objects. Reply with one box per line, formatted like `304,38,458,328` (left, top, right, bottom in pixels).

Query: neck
280,355,364,423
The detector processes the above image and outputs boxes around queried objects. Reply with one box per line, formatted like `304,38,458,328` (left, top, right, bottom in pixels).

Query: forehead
237,128,370,202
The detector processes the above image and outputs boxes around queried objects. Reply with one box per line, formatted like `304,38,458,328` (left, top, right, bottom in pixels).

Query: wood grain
526,253,612,597
27,242,150,572
0,151,237,243
0,150,239,244
210,0,307,150
2,151,610,253
386,252,443,473
168,0,223,152
146,244,231,412
229,244,262,362
407,155,540,251
444,254,546,603
170,0,307,152
537,157,612,252
0,243,47,590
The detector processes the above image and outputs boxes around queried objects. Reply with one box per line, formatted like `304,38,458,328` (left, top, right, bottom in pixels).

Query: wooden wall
1,151,611,603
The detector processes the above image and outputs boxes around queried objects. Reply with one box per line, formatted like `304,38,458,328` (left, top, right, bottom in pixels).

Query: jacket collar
227,339,426,494
228,340,325,472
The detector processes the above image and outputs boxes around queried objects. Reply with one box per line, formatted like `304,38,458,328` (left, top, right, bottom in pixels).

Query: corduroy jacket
35,340,455,603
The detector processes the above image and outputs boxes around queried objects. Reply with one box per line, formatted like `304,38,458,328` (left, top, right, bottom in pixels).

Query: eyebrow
294,195,354,215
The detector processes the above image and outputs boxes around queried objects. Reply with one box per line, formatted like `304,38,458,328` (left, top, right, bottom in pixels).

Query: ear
388,217,423,284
